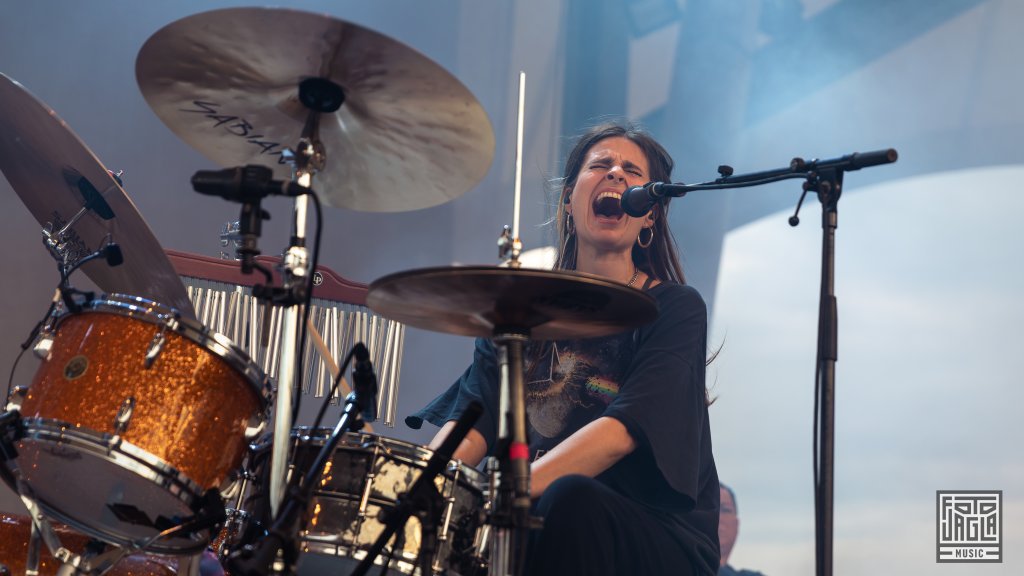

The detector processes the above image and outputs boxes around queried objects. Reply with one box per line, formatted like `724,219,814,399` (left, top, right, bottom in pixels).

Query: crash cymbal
136,7,495,213
367,266,658,340
0,73,195,319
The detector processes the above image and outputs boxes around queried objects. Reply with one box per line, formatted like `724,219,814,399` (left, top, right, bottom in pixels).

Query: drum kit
0,7,657,576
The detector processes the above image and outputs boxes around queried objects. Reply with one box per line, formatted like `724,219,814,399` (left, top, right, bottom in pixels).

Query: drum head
9,294,267,554
16,425,212,554
286,429,486,576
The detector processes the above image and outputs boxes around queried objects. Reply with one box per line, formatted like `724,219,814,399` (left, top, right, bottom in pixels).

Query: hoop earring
637,226,654,249
566,213,576,236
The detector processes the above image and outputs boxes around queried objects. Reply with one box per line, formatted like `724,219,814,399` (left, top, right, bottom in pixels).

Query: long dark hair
553,122,686,284
548,123,717,405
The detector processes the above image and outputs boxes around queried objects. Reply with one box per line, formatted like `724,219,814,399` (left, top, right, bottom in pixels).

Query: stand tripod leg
18,492,135,576
20,494,64,563
27,518,42,575
491,527,509,576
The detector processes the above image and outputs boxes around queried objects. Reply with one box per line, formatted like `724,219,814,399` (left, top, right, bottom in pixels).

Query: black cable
8,295,62,401
672,171,812,194
5,347,29,408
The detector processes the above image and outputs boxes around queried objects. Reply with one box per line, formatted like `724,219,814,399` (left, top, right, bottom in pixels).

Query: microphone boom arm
639,148,898,198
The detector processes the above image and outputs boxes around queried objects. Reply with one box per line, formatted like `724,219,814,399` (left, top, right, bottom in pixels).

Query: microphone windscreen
105,244,124,267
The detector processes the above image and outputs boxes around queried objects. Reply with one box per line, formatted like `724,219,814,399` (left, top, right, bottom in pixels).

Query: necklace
626,268,640,287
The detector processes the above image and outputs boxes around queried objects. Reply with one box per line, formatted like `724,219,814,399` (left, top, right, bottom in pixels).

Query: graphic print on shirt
523,332,634,446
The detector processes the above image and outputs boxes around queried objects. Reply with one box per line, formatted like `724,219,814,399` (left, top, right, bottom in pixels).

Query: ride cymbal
0,73,195,318
367,266,658,340
136,7,495,212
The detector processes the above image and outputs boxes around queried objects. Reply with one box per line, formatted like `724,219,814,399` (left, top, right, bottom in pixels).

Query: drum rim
13,419,212,554
288,427,487,486
73,293,274,408
299,541,419,573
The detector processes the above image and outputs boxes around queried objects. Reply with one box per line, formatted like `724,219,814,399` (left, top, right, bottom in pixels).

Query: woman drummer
408,122,720,575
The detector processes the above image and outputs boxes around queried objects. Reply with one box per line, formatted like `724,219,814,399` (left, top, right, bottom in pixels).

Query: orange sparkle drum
7,295,271,554
0,513,179,576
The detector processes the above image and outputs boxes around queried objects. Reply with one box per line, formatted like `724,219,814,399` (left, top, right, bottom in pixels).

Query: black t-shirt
408,282,720,573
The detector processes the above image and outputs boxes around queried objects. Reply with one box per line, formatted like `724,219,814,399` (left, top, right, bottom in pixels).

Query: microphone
621,182,669,217
351,343,378,423
60,241,123,286
103,243,123,267
191,165,309,202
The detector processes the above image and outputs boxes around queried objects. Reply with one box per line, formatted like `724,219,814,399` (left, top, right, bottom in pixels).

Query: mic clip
60,287,95,315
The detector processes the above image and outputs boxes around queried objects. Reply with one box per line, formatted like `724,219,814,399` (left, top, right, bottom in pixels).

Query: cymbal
367,266,658,340
0,73,196,319
136,7,495,213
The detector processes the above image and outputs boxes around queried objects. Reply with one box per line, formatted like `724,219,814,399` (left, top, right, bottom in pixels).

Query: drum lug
32,331,55,360
358,471,376,520
5,385,28,411
144,329,167,368
114,396,136,434
243,413,265,440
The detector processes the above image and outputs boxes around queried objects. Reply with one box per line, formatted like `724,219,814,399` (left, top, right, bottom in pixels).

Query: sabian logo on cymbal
179,100,285,159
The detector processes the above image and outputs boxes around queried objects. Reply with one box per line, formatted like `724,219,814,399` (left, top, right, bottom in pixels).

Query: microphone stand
641,149,898,576
189,77,345,523
264,77,342,521
226,388,366,576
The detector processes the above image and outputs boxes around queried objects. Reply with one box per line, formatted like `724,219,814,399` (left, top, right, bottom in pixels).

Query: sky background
1,1,1021,574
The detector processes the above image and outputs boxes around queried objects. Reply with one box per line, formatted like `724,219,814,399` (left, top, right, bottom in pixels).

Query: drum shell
289,430,486,576
0,513,178,576
18,302,266,489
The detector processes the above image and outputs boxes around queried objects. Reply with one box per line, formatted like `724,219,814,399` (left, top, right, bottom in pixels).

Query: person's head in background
719,483,739,566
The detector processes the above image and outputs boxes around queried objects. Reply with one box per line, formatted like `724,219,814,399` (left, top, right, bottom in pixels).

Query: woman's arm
430,414,635,497
529,416,635,497
428,420,489,467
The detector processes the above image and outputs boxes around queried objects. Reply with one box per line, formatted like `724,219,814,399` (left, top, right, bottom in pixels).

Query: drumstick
306,317,374,433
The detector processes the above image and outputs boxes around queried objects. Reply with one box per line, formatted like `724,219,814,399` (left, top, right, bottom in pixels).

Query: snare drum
286,429,486,576
6,295,271,554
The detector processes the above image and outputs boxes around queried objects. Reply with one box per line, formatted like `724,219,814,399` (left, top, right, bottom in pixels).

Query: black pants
524,475,699,576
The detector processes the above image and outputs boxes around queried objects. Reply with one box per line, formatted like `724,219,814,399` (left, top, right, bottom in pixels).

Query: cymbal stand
266,77,344,520
39,172,116,277
497,72,527,269
488,328,540,576
490,72,541,576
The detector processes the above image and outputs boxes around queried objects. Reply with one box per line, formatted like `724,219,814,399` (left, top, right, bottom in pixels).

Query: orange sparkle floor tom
6,295,271,554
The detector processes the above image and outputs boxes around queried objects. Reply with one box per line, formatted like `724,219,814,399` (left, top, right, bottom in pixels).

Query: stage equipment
621,148,899,576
